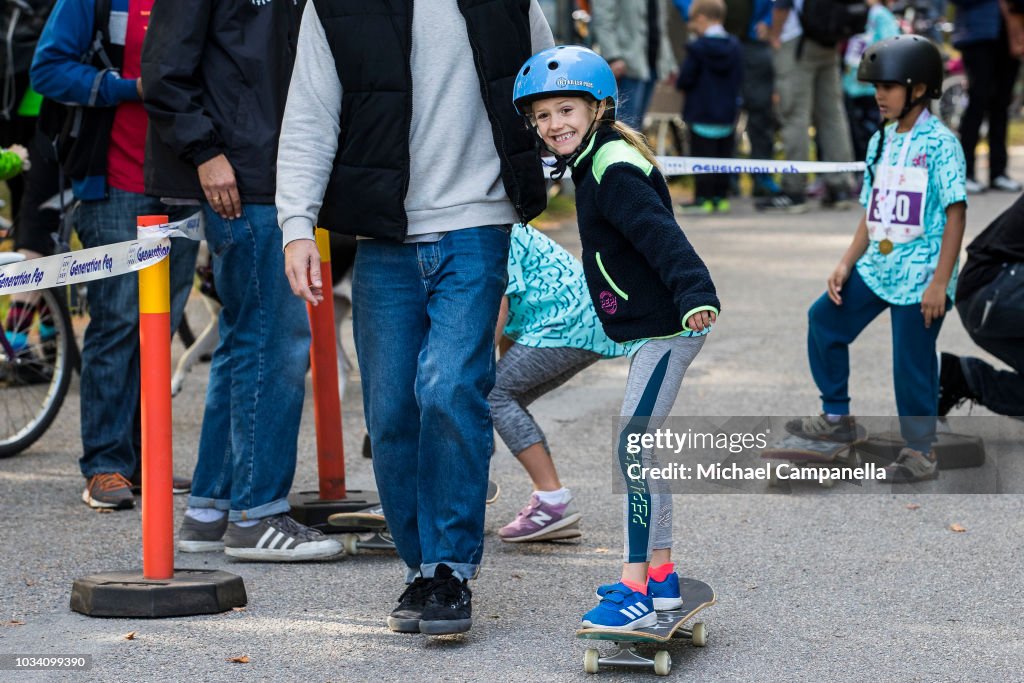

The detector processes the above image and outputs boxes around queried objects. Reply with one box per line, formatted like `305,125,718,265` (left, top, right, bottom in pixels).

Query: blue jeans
353,226,510,581
187,204,310,521
617,77,657,131
807,269,947,452
77,188,198,478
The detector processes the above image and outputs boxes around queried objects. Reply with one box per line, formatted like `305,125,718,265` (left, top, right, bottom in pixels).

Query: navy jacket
675,32,744,126
951,0,1003,47
570,127,720,343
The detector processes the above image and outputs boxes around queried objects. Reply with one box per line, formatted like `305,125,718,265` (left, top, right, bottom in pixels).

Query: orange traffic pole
308,228,346,500
138,214,174,580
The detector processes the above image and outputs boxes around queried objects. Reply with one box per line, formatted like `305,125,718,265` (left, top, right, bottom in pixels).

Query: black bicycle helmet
857,34,943,99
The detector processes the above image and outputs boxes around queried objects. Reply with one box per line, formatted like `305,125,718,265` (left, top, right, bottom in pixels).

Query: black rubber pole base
70,569,246,618
288,489,380,532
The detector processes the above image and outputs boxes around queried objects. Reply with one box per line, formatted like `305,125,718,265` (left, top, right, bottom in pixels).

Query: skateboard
856,430,985,470
327,481,500,555
577,578,715,676
761,425,867,489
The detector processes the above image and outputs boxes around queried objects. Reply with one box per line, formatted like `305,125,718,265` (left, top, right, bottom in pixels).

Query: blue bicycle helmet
513,45,617,115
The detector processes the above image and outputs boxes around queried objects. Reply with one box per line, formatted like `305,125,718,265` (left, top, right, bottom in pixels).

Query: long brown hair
606,119,661,170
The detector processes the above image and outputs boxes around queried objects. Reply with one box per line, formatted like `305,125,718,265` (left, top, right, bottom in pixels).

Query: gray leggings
618,335,705,564
490,343,603,456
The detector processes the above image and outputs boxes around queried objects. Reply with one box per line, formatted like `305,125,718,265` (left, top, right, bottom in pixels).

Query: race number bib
866,166,927,243
844,34,870,68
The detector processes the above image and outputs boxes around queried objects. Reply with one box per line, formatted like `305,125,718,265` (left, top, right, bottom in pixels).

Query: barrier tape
0,212,203,296
544,156,866,178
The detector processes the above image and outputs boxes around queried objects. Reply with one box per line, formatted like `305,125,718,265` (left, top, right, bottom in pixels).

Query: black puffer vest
311,0,546,240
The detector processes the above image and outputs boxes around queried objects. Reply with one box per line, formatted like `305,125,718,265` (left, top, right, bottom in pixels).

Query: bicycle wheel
0,287,74,458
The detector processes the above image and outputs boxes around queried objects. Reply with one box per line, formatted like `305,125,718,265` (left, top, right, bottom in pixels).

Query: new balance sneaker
178,513,229,552
82,473,135,510
581,582,657,630
965,177,985,194
648,572,683,611
884,447,938,483
784,413,859,442
419,564,473,635
991,175,1022,192
821,187,855,210
755,193,808,213
222,514,343,561
498,494,582,542
938,352,976,416
387,576,433,633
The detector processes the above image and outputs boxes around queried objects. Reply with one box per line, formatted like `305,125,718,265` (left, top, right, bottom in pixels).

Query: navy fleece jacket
569,126,720,343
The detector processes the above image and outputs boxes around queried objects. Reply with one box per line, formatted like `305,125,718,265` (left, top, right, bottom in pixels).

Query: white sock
185,507,226,523
825,413,845,423
234,519,260,527
534,487,571,505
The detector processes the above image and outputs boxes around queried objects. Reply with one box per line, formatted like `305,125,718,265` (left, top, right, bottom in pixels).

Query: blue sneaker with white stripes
581,582,657,630
222,513,342,562
648,572,683,610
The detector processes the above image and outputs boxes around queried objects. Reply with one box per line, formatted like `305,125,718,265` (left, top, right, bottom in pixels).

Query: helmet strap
529,102,603,181
898,84,927,120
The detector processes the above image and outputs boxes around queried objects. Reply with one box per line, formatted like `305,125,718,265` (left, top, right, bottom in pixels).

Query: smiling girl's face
528,96,599,155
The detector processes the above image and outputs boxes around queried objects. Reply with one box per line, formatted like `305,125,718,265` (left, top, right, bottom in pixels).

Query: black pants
741,41,775,163
689,130,734,201
956,263,1024,417
845,95,881,163
959,30,1021,180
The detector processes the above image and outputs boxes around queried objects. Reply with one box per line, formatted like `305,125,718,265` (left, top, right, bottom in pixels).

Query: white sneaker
990,175,1022,192
964,178,985,194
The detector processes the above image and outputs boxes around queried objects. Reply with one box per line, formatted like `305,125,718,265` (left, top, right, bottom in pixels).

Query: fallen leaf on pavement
905,503,920,510
949,523,967,533
227,656,249,664
594,548,609,554
232,607,246,612
6,620,25,626
124,631,137,640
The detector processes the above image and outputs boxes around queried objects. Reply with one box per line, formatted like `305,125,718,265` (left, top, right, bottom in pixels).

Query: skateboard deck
761,427,867,488
576,577,715,675
856,430,985,470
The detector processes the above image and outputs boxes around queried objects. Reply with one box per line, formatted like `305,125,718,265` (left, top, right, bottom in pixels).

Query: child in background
514,46,719,631
675,0,743,215
787,36,967,483
0,143,28,180
491,223,628,543
842,0,901,163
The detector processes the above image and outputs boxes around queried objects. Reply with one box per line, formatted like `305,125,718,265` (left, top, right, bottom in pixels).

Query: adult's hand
198,154,241,220
284,238,324,305
136,78,143,98
609,59,627,79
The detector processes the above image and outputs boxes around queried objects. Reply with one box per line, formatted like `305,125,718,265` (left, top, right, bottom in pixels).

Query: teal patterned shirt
505,224,628,357
856,114,967,305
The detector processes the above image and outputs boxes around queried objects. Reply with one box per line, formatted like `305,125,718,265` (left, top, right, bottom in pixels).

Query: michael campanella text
627,462,888,485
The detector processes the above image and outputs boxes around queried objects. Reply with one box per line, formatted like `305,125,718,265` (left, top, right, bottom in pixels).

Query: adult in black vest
142,0,343,562
278,0,552,635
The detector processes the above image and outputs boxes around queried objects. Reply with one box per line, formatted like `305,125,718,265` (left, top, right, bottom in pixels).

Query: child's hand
921,281,946,328
827,262,851,306
8,144,28,162
687,310,716,332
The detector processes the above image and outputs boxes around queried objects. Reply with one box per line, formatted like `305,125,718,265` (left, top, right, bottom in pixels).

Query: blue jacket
951,0,1003,47
569,127,720,343
673,0,772,41
31,0,138,199
675,32,744,126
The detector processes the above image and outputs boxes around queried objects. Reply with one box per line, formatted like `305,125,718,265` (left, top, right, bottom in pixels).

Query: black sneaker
387,577,433,633
755,193,808,213
938,352,976,416
821,187,855,210
419,564,473,635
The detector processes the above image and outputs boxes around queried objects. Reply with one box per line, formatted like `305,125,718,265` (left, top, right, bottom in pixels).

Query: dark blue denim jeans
187,204,310,521
353,226,510,580
76,188,198,478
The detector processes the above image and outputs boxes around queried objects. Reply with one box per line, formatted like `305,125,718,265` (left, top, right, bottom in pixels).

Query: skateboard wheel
766,467,779,488
343,534,360,556
653,650,671,676
819,477,836,489
691,621,707,647
583,648,599,674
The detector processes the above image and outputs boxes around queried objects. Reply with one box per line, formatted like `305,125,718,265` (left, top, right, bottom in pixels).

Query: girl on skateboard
512,46,720,631
787,36,968,483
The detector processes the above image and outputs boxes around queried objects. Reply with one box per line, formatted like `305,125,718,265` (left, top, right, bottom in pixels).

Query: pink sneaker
498,494,582,542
